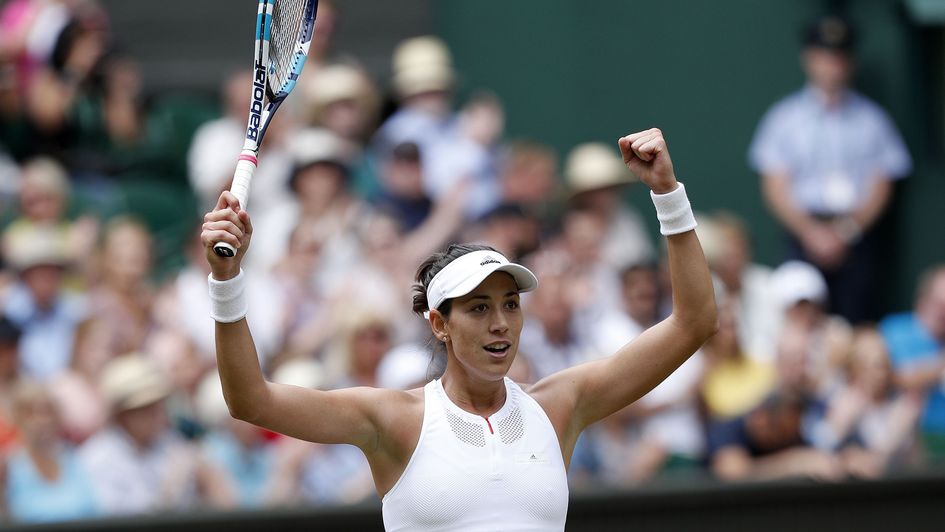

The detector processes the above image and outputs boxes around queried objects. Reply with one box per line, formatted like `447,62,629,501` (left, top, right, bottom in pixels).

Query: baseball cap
804,15,855,52
424,249,538,318
771,260,828,308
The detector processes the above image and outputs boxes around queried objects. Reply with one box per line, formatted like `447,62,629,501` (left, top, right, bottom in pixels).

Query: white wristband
208,269,248,323
651,182,697,235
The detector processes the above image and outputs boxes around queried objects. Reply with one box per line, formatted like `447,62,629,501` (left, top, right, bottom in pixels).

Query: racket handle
213,152,258,258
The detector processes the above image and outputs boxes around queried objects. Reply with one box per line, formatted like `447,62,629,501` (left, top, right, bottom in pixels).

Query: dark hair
411,243,498,317
0,317,22,346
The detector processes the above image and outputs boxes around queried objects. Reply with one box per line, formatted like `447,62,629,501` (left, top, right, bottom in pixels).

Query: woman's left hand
618,128,678,194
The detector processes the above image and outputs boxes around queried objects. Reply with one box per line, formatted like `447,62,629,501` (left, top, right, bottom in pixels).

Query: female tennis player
202,128,717,531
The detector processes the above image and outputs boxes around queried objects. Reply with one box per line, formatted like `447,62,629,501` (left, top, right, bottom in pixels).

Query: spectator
78,353,228,515
187,69,293,213
248,127,366,282
564,142,654,273
748,14,912,324
195,372,275,509
498,140,560,218
300,62,379,145
85,216,155,352
770,260,853,398
708,327,842,482
1,379,98,522
822,327,920,478
423,91,505,220
2,224,85,381
371,141,432,232
697,212,780,363
879,265,945,461
699,299,776,423
370,36,455,168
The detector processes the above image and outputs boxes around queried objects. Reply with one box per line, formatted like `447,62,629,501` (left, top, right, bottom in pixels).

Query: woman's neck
440,369,507,417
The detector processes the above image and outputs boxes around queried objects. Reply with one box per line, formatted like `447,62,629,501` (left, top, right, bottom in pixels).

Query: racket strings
270,0,309,94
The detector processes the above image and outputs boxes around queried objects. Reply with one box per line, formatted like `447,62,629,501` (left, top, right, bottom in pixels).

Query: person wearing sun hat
78,353,220,515
565,142,655,272
2,224,85,381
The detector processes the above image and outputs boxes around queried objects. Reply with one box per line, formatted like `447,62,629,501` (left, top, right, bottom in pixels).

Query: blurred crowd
0,0,943,524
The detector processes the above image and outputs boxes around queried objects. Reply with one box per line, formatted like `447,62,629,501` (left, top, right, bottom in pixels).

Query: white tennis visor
423,250,538,319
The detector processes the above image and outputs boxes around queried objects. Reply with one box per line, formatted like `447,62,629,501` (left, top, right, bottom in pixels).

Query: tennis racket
214,0,319,257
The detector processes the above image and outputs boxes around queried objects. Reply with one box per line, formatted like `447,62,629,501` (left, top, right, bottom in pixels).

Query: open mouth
483,342,511,357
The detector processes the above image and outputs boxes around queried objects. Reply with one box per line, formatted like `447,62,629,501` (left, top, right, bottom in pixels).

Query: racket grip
213,152,258,258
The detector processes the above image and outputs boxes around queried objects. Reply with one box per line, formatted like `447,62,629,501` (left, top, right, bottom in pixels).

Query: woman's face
441,272,524,383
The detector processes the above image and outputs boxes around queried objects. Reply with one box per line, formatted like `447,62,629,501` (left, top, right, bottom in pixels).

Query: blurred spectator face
116,400,167,448
500,143,557,205
294,162,346,212
621,265,660,327
286,222,324,274
309,0,336,59
72,317,117,379
382,143,424,199
21,264,65,310
714,222,750,291
223,70,254,121
850,329,893,401
573,187,619,215
460,94,504,146
562,209,605,266
745,399,803,452
784,300,824,331
361,213,401,265
527,272,573,335
322,98,365,139
775,323,812,395
917,269,945,341
102,220,152,290
407,90,451,116
12,383,60,448
802,48,852,95
19,160,68,222
350,323,392,378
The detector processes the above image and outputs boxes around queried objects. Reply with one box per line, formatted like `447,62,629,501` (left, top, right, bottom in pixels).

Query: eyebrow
466,291,520,301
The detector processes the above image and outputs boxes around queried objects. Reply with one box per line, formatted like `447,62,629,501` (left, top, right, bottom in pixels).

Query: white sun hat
424,249,538,318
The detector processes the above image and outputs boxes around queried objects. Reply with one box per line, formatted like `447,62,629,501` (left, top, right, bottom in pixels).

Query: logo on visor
480,256,501,266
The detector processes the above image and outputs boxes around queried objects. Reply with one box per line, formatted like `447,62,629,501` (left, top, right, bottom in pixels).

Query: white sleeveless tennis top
382,377,569,531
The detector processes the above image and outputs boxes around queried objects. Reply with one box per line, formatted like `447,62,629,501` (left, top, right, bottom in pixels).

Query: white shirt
382,378,569,531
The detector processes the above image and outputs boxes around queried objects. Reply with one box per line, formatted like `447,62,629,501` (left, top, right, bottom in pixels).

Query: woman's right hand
201,191,253,281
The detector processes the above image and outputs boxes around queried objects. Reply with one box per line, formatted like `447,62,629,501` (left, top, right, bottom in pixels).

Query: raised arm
531,129,718,441
202,192,398,452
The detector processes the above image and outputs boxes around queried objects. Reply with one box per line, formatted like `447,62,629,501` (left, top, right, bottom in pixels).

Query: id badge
822,171,856,213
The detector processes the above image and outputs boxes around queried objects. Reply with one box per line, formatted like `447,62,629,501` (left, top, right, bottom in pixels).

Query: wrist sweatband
208,269,248,323
651,182,697,235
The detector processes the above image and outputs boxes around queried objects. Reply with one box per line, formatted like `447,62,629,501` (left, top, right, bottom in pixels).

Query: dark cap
804,15,855,52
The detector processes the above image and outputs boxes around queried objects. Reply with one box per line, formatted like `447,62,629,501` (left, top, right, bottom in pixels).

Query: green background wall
434,0,944,313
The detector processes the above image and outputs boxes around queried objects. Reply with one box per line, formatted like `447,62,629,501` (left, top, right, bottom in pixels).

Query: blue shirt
201,431,275,508
748,86,912,215
3,283,85,381
6,447,98,523
879,312,945,434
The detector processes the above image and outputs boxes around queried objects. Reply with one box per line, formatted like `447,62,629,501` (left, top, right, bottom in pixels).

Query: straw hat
564,142,635,194
392,36,455,98
288,127,356,170
2,223,70,272
100,353,172,413
304,63,378,122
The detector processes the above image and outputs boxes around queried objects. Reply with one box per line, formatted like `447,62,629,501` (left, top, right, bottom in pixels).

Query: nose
489,308,509,335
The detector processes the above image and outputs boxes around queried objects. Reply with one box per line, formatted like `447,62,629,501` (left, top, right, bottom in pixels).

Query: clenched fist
618,128,678,195
201,191,253,281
